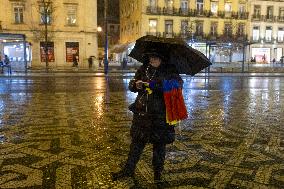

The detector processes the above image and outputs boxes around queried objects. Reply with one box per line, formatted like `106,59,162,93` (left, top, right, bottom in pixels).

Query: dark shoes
111,170,134,181
154,172,162,183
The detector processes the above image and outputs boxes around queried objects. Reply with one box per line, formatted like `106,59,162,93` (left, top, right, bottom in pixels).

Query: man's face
149,56,161,68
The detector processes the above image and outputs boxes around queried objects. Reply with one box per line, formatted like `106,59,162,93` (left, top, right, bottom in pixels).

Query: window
66,5,77,25
196,0,204,14
165,0,174,9
254,5,261,18
181,20,188,34
196,22,203,35
165,20,173,37
237,24,245,36
279,8,284,21
225,3,232,17
253,26,260,41
239,4,245,13
14,6,24,24
211,2,218,16
210,22,217,36
224,23,232,36
265,26,272,41
278,28,284,42
149,19,157,33
165,0,174,13
149,0,157,7
181,0,188,11
149,0,157,12
267,6,273,20
40,4,52,24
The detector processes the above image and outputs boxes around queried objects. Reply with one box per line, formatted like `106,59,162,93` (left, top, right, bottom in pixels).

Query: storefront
251,47,271,63
0,33,30,71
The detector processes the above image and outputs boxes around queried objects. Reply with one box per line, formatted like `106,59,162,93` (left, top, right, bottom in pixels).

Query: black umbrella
128,35,212,76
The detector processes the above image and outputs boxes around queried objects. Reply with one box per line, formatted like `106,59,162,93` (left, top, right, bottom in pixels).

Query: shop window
66,42,79,62
14,6,24,24
40,42,55,62
66,5,77,26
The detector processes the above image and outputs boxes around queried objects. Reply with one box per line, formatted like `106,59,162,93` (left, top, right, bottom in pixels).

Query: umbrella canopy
128,35,212,76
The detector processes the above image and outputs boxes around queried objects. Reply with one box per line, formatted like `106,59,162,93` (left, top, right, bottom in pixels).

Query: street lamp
104,0,108,75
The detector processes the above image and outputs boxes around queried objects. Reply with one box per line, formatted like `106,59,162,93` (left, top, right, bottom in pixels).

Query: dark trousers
124,141,166,174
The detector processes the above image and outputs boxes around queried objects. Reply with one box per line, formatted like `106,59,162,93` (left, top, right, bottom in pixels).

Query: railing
146,6,248,19
251,14,262,21
277,16,284,22
146,32,161,37
147,31,249,43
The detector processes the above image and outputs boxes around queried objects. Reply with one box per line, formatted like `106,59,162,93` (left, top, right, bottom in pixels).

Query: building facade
249,0,284,63
120,0,284,64
0,0,99,70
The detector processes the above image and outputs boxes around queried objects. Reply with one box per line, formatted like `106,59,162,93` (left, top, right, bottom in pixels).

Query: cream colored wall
120,0,143,43
0,0,98,68
135,0,249,37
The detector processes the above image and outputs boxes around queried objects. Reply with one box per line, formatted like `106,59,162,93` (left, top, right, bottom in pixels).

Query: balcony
250,37,261,43
146,32,161,37
162,32,176,38
146,6,162,14
277,16,284,22
251,14,262,21
179,8,189,16
146,7,249,19
265,15,276,22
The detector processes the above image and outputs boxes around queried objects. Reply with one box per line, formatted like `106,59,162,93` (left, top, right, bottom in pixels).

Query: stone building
248,0,284,63
0,0,99,70
119,0,284,64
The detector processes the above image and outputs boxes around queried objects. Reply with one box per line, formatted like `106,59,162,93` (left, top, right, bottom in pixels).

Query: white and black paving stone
0,74,283,188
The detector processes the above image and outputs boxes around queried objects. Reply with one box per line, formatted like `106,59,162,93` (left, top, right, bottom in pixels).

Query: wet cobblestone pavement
0,75,283,189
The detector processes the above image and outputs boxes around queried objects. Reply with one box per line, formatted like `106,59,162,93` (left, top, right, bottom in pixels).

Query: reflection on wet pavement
0,75,283,188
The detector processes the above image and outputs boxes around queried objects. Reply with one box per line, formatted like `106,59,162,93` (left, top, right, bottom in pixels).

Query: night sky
97,0,119,24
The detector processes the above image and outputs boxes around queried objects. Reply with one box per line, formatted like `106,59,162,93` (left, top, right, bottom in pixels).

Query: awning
0,33,26,42
110,43,130,53
110,42,135,54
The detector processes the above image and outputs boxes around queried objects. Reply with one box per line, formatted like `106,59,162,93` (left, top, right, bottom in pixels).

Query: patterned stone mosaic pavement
0,75,283,188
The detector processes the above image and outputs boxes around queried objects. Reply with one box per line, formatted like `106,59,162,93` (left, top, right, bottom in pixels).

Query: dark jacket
128,63,182,144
